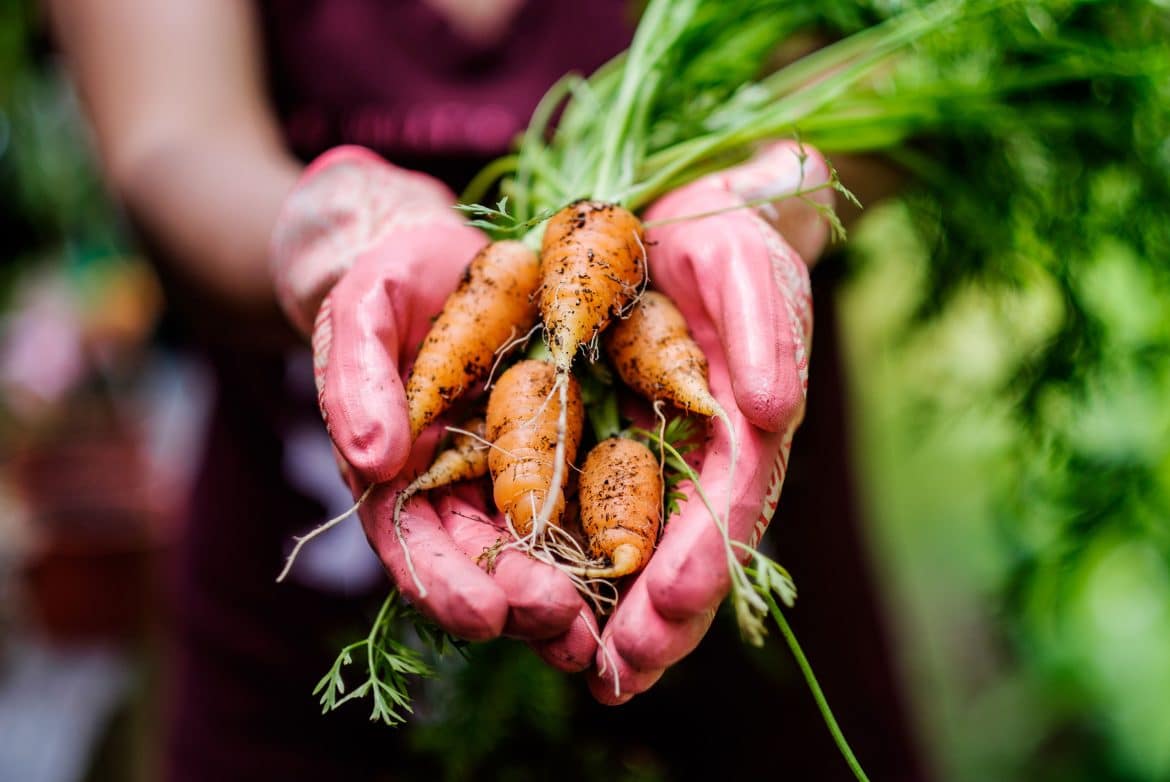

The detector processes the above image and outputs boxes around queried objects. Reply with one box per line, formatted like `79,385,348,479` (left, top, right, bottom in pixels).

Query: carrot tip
609,543,642,577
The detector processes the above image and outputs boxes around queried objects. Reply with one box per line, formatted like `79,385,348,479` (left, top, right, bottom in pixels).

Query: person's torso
258,0,633,187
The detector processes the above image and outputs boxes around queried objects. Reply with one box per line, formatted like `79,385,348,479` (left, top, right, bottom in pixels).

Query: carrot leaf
314,590,462,727
453,198,553,239
579,365,623,442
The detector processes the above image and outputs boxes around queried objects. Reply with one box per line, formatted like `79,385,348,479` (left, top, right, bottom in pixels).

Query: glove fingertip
366,489,508,641
438,581,510,642
322,397,412,484
501,566,583,639
529,610,599,673
330,412,412,485
318,323,414,485
435,495,582,639
731,367,805,434
587,642,663,706
399,578,508,642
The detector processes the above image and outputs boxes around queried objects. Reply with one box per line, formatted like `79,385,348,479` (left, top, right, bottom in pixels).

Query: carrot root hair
276,483,375,583
498,517,619,616
584,612,622,700
711,402,738,545
392,482,429,599
485,322,543,390
532,372,572,535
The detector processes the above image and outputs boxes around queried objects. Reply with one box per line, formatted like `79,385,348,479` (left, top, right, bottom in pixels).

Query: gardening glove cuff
269,145,464,336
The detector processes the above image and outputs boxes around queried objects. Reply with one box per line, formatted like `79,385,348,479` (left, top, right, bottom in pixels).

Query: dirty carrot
531,199,646,532
395,418,489,510
485,359,584,537
605,288,736,535
406,240,541,438
576,437,662,578
604,290,720,417
538,200,646,373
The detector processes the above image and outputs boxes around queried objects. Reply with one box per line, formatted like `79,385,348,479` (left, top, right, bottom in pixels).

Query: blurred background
2,1,1169,781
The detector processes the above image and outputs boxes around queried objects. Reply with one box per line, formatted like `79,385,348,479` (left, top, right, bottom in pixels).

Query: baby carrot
406,240,541,438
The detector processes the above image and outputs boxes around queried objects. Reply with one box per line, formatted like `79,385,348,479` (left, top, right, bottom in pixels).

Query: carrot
399,418,489,499
384,417,490,596
486,359,584,536
576,437,662,578
604,290,720,417
539,201,646,373
406,240,541,438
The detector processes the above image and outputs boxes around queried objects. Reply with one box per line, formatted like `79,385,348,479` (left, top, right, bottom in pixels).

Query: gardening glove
270,146,586,642
573,140,829,702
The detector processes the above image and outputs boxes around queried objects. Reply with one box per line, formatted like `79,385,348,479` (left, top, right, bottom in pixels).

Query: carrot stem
515,73,580,221
460,154,518,207
638,179,840,229
766,595,872,782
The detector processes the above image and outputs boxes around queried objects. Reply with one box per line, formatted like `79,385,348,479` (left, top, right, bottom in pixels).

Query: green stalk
637,2,948,170
460,154,518,206
750,0,959,101
590,0,701,199
513,74,579,222
548,55,626,201
767,595,872,782
623,2,961,209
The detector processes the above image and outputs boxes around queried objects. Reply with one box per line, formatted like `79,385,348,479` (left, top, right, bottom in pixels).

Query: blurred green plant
839,3,1170,775
1,0,126,307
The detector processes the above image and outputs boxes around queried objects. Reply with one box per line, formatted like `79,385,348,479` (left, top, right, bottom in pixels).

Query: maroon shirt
259,0,630,185
167,3,928,780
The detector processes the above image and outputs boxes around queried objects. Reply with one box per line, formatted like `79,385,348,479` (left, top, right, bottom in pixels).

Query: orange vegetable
485,360,584,536
407,418,490,494
393,417,490,528
406,241,541,438
539,201,646,372
577,437,662,578
604,290,720,417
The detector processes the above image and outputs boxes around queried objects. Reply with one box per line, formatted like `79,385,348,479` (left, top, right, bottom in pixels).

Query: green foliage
633,413,863,777
314,592,465,726
476,6,1170,777
650,415,702,519
5,0,1160,775
578,361,623,442
838,7,1170,765
0,0,129,308
452,198,552,239
881,18,1170,774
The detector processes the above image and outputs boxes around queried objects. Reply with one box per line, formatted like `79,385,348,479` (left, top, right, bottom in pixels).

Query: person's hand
270,146,587,645
554,141,830,702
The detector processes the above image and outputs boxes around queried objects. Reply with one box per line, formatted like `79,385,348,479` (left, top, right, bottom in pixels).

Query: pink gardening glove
270,146,586,644
540,141,831,702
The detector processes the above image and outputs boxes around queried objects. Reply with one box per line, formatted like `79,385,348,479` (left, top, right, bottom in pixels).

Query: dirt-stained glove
270,146,585,642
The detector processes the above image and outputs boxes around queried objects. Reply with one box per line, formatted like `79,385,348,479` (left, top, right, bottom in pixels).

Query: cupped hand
572,141,831,702
270,146,587,645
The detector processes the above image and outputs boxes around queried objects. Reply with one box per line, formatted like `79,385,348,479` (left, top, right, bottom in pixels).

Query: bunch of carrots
393,197,725,613
413,200,704,550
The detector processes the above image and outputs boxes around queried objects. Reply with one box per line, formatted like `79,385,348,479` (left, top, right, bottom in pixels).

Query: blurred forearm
115,133,300,318
47,0,301,328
